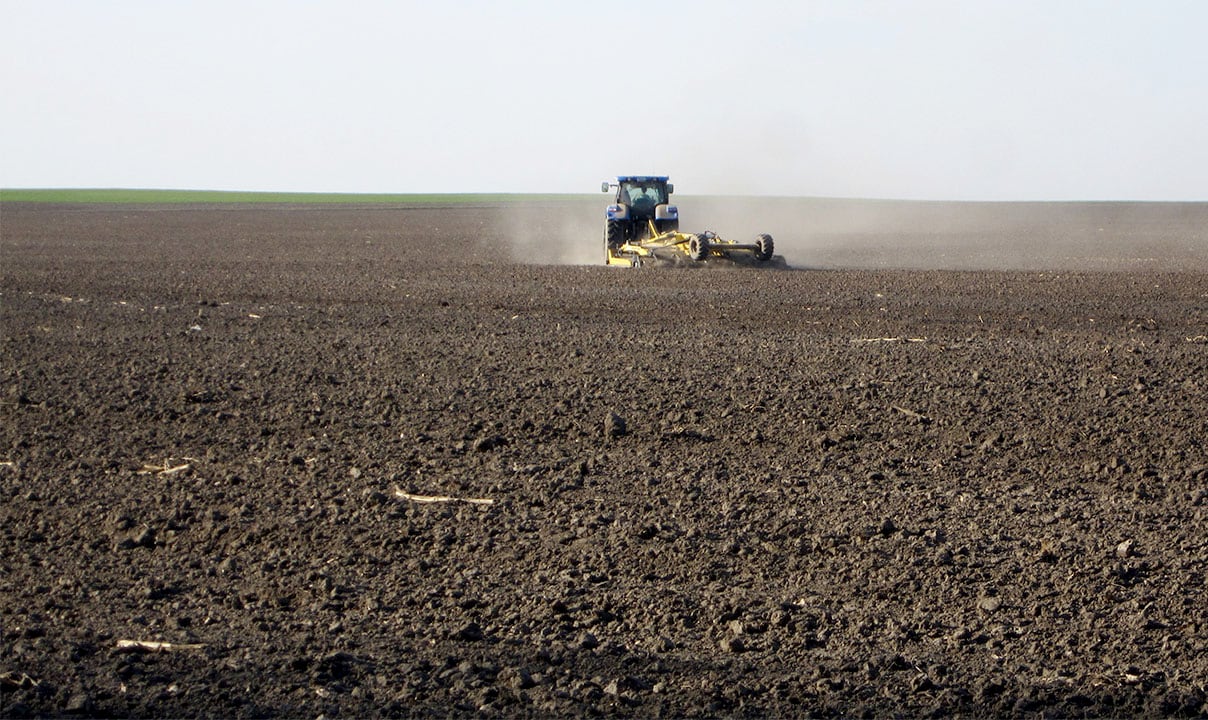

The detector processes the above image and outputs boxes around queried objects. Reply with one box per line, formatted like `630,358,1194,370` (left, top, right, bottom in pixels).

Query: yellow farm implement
606,220,776,268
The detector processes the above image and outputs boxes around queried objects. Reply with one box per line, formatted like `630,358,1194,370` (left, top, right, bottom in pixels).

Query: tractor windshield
620,181,667,210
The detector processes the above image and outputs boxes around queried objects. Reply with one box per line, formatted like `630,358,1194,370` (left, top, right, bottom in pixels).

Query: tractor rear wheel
688,233,710,261
604,220,623,263
657,219,679,234
754,233,775,262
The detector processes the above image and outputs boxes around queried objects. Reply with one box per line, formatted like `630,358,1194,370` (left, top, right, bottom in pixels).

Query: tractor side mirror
666,183,674,194
601,181,611,193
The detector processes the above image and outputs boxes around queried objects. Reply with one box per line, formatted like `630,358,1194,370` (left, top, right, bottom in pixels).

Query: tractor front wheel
754,233,775,262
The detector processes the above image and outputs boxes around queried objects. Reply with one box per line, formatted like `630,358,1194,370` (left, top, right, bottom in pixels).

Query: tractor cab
620,179,669,217
602,175,678,243
602,176,674,220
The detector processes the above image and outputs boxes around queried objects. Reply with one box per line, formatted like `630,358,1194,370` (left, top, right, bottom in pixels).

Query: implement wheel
688,233,711,262
754,233,775,262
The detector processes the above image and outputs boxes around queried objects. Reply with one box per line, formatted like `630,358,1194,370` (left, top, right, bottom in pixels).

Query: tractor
601,176,778,267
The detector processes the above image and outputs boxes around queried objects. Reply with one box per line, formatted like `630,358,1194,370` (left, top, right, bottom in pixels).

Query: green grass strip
1,188,585,204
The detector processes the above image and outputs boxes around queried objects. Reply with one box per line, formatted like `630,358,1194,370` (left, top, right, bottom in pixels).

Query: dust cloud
502,199,602,266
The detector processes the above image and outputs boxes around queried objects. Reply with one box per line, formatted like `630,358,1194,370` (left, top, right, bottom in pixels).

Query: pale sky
2,1,1206,200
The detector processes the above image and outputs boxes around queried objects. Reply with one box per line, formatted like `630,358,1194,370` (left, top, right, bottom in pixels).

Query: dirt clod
605,412,627,439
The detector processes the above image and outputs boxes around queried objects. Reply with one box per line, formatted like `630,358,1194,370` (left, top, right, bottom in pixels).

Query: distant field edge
0,189,592,204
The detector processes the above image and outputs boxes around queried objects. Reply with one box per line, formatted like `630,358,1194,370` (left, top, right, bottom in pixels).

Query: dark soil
2,200,1207,718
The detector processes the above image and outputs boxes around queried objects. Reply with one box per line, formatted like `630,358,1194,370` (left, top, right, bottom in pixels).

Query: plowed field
3,199,1207,717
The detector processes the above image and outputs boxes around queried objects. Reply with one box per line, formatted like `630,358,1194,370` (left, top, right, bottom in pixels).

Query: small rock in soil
1116,539,1135,558
63,690,91,714
977,596,1003,613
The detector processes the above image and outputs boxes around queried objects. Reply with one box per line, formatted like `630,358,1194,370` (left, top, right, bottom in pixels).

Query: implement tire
688,233,711,262
754,233,775,262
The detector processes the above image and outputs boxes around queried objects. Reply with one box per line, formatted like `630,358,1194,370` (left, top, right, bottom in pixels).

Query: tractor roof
614,176,669,183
